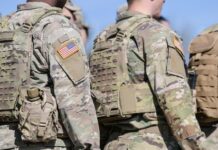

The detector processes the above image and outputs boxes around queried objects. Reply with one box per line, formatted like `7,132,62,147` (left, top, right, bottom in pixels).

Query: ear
56,0,67,8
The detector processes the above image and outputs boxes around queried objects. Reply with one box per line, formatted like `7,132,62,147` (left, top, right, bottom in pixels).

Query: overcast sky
1,0,218,61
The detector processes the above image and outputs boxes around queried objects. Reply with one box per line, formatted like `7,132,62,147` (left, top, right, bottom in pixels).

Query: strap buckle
116,31,126,42
21,23,32,33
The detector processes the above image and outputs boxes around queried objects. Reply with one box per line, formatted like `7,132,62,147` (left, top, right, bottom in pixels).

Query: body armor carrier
189,26,218,124
0,9,58,122
90,16,155,121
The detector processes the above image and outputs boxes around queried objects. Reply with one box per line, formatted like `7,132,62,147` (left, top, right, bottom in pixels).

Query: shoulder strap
20,8,60,86
93,16,149,51
21,8,60,33
117,16,149,84
116,15,149,42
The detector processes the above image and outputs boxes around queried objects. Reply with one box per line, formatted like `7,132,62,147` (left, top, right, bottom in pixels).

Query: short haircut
127,0,133,4
155,16,168,22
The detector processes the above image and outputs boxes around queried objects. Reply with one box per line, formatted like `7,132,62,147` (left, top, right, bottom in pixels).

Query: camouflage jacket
1,2,99,149
110,11,205,149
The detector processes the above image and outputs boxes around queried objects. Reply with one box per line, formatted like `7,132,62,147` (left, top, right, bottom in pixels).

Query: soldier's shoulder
39,12,71,28
137,19,180,44
137,19,174,38
37,12,80,39
94,23,117,42
200,24,218,35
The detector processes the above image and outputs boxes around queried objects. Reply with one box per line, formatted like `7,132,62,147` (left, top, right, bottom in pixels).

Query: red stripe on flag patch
58,42,79,59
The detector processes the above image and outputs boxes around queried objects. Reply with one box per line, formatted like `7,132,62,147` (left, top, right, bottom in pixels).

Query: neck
27,0,56,7
128,2,152,16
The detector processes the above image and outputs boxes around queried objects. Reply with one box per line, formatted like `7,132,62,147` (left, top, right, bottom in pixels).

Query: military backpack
189,25,218,124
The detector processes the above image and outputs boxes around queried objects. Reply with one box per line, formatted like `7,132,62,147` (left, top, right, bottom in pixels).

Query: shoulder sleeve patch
53,36,88,84
57,39,80,59
172,36,184,55
166,32,184,56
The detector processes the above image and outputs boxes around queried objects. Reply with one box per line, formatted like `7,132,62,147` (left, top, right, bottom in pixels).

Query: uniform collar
17,2,56,11
116,10,151,23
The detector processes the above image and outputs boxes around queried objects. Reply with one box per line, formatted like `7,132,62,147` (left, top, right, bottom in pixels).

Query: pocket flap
189,34,217,54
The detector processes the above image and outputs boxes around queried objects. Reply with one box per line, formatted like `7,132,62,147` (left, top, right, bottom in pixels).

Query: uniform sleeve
44,24,100,149
143,30,205,149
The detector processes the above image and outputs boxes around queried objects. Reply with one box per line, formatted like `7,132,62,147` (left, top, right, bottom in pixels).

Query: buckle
116,31,126,42
21,23,32,33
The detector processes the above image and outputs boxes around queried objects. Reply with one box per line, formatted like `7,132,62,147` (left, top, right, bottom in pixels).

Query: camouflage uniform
0,2,99,150
92,10,208,150
64,0,89,43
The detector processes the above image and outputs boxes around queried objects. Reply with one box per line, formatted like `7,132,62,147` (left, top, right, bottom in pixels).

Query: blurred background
1,0,218,61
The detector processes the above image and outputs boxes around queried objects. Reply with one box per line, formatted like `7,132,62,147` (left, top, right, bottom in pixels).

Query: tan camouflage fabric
189,24,218,149
100,124,180,150
92,10,211,150
0,2,99,150
189,24,218,124
64,0,89,35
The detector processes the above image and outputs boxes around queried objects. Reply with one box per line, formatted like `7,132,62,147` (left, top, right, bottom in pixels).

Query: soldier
0,0,99,149
189,24,218,146
90,0,212,149
155,16,170,28
63,0,89,44
117,4,170,28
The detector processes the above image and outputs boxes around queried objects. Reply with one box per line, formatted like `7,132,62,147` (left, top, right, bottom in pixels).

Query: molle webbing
0,31,14,42
0,8,59,122
189,30,218,123
0,41,19,122
91,16,152,118
21,9,60,33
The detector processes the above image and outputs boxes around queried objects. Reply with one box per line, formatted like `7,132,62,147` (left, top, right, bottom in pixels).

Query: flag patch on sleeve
58,41,79,59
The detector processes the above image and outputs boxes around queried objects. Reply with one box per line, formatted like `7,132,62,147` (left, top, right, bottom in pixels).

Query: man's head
63,7,75,22
62,0,89,44
27,0,67,8
127,0,165,18
63,0,77,22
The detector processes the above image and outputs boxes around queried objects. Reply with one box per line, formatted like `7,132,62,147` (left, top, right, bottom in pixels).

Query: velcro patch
173,36,183,54
57,40,80,59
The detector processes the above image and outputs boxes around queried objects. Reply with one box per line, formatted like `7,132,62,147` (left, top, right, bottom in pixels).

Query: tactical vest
0,8,59,123
90,16,155,121
189,26,218,124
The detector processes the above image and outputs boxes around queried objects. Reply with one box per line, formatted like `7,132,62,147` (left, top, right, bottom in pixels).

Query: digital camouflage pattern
0,2,99,150
93,10,210,150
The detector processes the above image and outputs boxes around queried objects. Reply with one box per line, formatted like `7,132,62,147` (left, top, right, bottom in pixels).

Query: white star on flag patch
58,41,79,59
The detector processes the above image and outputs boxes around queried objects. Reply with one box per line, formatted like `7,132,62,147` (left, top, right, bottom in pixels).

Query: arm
144,30,205,149
45,25,100,149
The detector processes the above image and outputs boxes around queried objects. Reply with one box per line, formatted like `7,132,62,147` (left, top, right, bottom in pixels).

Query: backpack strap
116,15,149,41
94,15,149,50
115,15,150,83
21,8,61,33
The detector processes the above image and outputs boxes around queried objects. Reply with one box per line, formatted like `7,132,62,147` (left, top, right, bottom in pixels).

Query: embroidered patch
58,41,79,59
173,36,183,54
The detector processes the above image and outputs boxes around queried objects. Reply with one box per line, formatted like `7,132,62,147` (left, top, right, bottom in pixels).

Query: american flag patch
58,41,79,59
